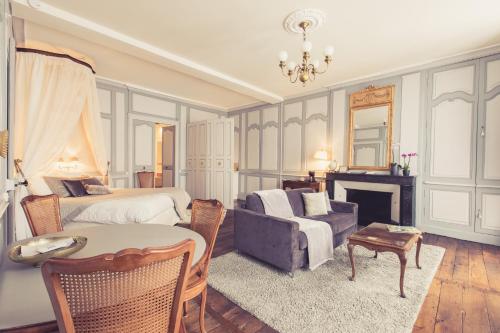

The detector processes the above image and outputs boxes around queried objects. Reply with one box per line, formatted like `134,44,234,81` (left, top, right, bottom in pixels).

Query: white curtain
13,51,107,240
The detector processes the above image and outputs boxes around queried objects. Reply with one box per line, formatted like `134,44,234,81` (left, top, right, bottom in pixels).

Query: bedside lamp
309,149,330,182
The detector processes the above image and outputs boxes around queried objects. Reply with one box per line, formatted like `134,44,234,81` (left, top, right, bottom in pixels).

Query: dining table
0,224,206,331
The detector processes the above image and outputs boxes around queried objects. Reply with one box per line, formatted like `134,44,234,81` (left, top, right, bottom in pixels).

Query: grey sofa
234,188,358,274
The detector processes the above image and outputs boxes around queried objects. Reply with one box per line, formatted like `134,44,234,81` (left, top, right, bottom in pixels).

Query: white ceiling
12,0,500,110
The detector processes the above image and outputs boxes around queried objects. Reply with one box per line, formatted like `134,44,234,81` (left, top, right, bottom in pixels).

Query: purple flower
401,153,407,158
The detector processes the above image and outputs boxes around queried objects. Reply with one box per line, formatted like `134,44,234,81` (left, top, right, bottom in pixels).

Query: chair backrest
137,171,155,188
21,194,63,236
41,240,194,333
190,199,226,279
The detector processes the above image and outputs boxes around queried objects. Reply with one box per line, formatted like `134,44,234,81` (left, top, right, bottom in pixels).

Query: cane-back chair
21,194,63,236
184,199,226,333
136,171,155,188
41,240,195,333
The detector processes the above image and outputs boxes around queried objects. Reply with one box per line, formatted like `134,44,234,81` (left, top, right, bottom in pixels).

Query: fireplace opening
346,189,395,226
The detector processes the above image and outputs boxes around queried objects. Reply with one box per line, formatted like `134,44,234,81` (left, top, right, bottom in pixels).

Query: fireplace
346,189,394,226
325,172,416,226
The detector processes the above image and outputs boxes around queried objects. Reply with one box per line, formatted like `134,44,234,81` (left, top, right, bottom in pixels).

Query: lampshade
313,149,328,161
324,45,335,56
302,40,312,52
279,50,288,61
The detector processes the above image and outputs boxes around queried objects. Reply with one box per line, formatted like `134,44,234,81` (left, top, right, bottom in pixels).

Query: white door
162,126,175,187
211,118,234,207
186,123,197,198
477,55,500,187
423,62,478,233
475,188,500,236
132,120,155,187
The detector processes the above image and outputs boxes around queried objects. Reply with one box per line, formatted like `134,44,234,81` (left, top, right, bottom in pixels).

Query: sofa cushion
298,231,308,250
245,193,266,214
285,188,313,216
306,212,357,234
298,212,357,250
302,192,328,216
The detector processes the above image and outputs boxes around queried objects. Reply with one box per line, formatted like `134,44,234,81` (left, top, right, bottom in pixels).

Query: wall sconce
57,156,80,170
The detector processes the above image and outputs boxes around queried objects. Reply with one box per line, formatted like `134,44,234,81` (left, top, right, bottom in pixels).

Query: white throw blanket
254,189,334,270
72,193,177,224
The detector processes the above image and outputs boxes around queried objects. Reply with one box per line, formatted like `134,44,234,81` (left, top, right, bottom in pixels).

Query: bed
58,187,191,230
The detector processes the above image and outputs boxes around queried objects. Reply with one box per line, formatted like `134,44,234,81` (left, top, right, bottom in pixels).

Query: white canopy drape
13,49,107,240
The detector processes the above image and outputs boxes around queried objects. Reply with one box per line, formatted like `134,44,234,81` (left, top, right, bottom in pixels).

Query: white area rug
208,244,445,333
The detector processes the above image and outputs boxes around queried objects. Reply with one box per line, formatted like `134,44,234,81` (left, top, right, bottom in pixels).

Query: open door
162,126,175,187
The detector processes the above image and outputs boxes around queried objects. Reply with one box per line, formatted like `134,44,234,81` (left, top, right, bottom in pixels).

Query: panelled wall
230,52,500,245
233,93,334,196
423,54,500,244
231,74,417,197
96,79,224,190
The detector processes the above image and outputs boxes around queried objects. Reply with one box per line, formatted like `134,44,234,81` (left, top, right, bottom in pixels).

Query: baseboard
420,224,500,246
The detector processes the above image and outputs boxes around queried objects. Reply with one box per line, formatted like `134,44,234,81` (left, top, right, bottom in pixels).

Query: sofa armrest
330,200,358,215
234,208,300,272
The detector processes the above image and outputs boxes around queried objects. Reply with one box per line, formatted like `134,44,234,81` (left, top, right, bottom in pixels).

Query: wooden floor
185,211,500,333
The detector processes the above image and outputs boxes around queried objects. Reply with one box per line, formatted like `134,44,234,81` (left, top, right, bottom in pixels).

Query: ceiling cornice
11,0,284,105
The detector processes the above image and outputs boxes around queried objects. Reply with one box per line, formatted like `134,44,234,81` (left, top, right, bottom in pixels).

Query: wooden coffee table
347,222,423,298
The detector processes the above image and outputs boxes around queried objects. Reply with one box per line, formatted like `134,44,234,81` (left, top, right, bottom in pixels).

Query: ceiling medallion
278,9,334,85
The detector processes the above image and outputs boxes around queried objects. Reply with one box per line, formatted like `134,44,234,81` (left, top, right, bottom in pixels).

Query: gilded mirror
348,85,394,170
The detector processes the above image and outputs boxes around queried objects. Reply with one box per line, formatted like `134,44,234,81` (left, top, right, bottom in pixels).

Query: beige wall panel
430,99,473,178
430,189,471,226
433,65,475,98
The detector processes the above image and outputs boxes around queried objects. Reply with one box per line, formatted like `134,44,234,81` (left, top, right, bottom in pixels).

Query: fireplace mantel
325,172,416,226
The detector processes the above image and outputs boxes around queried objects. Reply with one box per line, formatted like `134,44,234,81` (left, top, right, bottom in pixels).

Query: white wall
96,79,224,191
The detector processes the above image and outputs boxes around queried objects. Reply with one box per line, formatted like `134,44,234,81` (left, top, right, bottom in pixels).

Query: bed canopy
13,41,107,239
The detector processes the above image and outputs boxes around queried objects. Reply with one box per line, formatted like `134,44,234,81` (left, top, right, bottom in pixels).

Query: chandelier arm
313,62,329,75
280,66,289,77
290,68,300,83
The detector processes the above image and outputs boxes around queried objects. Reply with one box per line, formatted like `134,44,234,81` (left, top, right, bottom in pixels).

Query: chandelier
278,9,334,85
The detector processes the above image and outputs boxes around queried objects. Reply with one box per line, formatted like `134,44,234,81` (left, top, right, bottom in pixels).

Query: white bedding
59,188,191,226
72,193,179,225
64,209,182,230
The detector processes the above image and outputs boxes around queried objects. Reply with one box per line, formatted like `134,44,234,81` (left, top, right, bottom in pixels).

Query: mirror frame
348,85,394,171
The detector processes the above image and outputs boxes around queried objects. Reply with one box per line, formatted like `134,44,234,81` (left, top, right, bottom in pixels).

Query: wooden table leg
397,252,407,298
348,243,356,281
416,235,423,269
374,251,378,259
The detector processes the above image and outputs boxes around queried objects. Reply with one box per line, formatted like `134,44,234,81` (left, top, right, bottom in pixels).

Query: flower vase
390,163,400,176
403,169,410,176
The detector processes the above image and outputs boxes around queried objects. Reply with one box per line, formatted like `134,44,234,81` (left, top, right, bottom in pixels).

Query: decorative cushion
43,177,72,197
28,177,53,195
81,177,104,186
62,179,88,197
302,192,328,216
323,191,333,212
84,184,111,195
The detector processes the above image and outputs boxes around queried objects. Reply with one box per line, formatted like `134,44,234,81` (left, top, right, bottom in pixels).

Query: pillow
28,177,53,195
81,177,104,186
302,192,328,216
44,177,72,197
62,179,88,197
323,191,333,212
84,184,112,195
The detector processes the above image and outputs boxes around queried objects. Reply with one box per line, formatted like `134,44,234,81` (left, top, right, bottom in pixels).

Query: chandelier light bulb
324,45,335,56
279,51,288,61
302,40,312,53
278,9,334,85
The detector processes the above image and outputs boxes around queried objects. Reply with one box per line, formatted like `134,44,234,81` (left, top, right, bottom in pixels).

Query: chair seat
297,212,357,250
184,274,208,301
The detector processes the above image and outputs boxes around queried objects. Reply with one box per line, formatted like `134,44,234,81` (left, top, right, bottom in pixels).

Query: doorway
155,124,175,187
